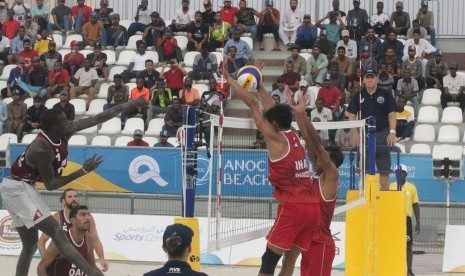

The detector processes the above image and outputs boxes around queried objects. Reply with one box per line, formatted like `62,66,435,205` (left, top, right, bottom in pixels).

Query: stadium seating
77,124,98,134
114,136,133,146
0,65,17,81
52,34,63,49
146,118,165,136
115,50,136,66
441,106,463,123
146,51,159,64
409,143,431,154
240,37,253,50
0,133,17,143
183,51,200,68
79,49,93,57
86,99,107,116
97,82,114,99
413,124,435,142
69,99,87,115
24,97,33,108
21,134,37,144
98,117,121,134
175,35,188,51
102,50,116,65
126,83,137,93
192,84,209,95
118,20,132,31
417,106,439,123
404,105,415,118
109,66,127,81
211,52,223,64
394,143,405,153
421,88,441,105
91,135,112,146
121,118,144,135
308,86,320,100
68,135,87,145
299,53,312,61
63,34,83,49
437,125,460,143
126,34,143,50
167,137,179,147
45,98,60,109
58,49,71,57
144,136,159,146
0,80,6,92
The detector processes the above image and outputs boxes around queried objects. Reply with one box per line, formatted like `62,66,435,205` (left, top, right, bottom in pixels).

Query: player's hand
83,154,103,173
254,59,264,72
100,259,109,272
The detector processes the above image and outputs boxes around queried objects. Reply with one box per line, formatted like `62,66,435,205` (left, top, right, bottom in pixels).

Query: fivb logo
128,155,168,186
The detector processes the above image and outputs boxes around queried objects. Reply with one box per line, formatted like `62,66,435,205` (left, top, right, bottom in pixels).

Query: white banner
443,225,465,272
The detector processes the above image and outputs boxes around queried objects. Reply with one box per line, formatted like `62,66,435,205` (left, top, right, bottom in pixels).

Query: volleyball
236,65,263,91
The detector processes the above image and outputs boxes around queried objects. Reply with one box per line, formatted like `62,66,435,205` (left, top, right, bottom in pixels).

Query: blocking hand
83,154,103,173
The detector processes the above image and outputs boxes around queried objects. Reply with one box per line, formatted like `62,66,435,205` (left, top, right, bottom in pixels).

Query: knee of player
259,246,282,275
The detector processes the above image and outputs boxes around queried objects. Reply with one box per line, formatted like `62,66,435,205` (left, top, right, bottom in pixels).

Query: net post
182,106,197,218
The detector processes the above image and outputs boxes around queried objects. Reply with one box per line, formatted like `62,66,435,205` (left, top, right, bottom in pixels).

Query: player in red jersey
0,97,146,276
283,87,344,276
224,60,320,276
37,205,97,276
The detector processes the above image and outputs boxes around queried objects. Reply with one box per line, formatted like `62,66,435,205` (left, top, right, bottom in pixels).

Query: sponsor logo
128,155,168,186
0,216,20,243
195,157,210,186
377,96,385,104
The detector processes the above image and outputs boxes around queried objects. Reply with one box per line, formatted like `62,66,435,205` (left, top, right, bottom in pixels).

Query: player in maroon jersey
37,205,97,276
224,60,320,276
0,97,147,276
283,87,344,276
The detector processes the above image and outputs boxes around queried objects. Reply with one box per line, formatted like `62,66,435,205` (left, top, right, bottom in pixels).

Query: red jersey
2,20,20,39
312,175,336,242
156,37,178,56
18,49,39,69
127,140,149,147
58,210,72,233
268,130,319,203
48,69,71,85
317,86,341,109
64,52,85,67
220,7,238,25
46,230,89,276
11,131,68,183
164,69,184,90
71,5,93,24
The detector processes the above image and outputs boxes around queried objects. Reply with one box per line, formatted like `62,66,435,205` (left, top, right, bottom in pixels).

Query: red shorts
266,202,320,251
301,238,335,276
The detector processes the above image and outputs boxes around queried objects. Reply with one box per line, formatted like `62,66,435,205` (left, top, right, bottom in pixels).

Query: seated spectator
202,0,216,26
17,38,37,70
188,49,217,82
271,77,287,104
170,0,195,33
305,45,328,87
396,70,420,117
154,130,174,147
106,13,128,49
359,26,382,61
279,0,303,48
17,56,48,98
314,30,335,60
104,74,128,110
295,14,317,50
0,95,7,135
330,0,347,23
2,57,28,98
391,1,410,36
8,26,30,64
127,129,149,147
213,63,230,99
220,0,238,25
416,2,436,46
395,97,415,142
156,27,183,63
178,76,200,107
33,29,51,56
403,30,436,61
47,0,72,35
328,62,347,101
379,47,401,82
163,96,183,137
223,27,252,64
69,58,98,108
31,0,50,31
63,40,85,76
6,90,26,136
202,79,222,106
223,45,246,76
425,49,447,89
142,12,165,48
0,2,8,24
21,96,46,139
82,12,104,47
441,62,465,111
121,40,150,83
46,61,70,99
331,46,353,78
334,128,355,151
284,45,306,76
0,28,9,65
52,90,74,121
206,12,231,52
186,11,208,52
127,76,150,122
370,1,390,38
147,79,172,125
71,0,93,33
378,29,404,61
280,62,301,92
86,42,108,82
24,13,40,45
406,19,427,40
12,0,30,24
317,74,342,120
139,59,160,90
128,0,151,37
272,94,281,105
316,11,345,44
378,62,395,96
234,0,260,40
257,1,280,51
293,80,315,115
39,40,62,71
2,9,20,40
311,98,333,142
358,45,378,73
161,59,187,98
335,30,357,60
402,46,424,89
93,0,113,30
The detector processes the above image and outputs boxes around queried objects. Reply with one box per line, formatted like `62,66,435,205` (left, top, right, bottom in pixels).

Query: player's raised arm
254,60,275,111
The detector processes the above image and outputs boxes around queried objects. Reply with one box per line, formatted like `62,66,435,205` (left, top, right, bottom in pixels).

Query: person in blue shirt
223,28,253,62
154,130,174,147
1,56,28,99
7,26,30,64
0,95,7,135
295,14,318,50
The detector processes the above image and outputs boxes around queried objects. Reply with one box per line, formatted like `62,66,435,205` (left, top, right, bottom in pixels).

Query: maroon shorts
266,202,320,251
301,238,336,276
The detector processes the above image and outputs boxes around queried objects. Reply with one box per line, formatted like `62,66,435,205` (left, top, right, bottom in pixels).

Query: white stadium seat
69,99,86,115
175,35,188,51
146,118,165,136
421,88,441,105
210,52,223,64
98,117,121,134
86,99,107,116
167,137,179,147
63,34,83,49
102,50,116,65
0,80,7,91
91,135,112,146
115,50,136,66
394,143,405,153
21,133,37,144
45,98,60,109
413,124,435,142
441,106,463,123
437,125,460,143
192,84,209,95
0,65,17,81
146,51,159,64
68,135,87,146
126,83,137,93
417,106,439,123
2,97,12,105
183,51,200,68
52,34,63,48
24,97,34,108
240,37,253,50
0,133,18,143
121,118,144,135
299,53,312,61
409,143,431,154
109,66,127,81
58,49,71,57
404,105,415,118
126,34,143,50
143,136,159,147
97,82,114,99
114,136,133,146
119,20,132,31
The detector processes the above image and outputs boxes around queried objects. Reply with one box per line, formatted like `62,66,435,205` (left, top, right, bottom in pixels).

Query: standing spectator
11,0,30,25
106,13,128,49
206,12,231,52
332,46,353,78
18,39,37,70
34,29,51,55
202,0,216,26
46,61,70,99
271,77,286,104
403,30,436,60
24,14,39,45
156,27,183,63
127,129,149,147
21,96,46,139
314,30,335,60
284,45,306,76
0,95,7,135
63,40,85,76
147,79,172,124
402,45,424,90
378,29,404,61
188,49,217,82
370,1,390,38
6,90,26,136
280,62,301,92
178,76,200,107
396,70,419,117
316,11,345,44
220,0,238,25
3,57,28,98
395,97,415,141
154,130,174,147
358,45,378,73
186,11,208,52
82,12,104,47
425,49,448,89
48,0,72,35
335,128,355,151
86,42,108,82
0,2,7,24
94,0,113,31
406,19,428,40
318,74,342,120
346,0,369,41
139,59,160,91
69,58,98,108
52,90,75,121
163,96,183,137
71,0,93,33
104,74,128,110
441,62,465,112
171,0,195,33
305,45,328,87
161,59,187,98
234,0,259,40
39,40,62,71
359,26,382,61
223,28,252,63
311,98,333,142
121,40,150,83
3,9,20,40
293,80,315,115
257,1,280,51
347,68,397,191
416,1,436,46
7,26,30,65
295,14,317,50
31,0,50,31
17,56,48,98
142,11,165,48
389,164,420,276
279,0,303,48
330,0,346,21
335,30,357,60
391,1,410,36
128,0,151,37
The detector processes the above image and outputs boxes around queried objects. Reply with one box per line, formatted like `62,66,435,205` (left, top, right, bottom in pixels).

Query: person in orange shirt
128,76,150,123
82,12,104,47
178,76,200,107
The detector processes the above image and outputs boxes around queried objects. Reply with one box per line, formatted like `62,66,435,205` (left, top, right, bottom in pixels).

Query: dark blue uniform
144,260,208,276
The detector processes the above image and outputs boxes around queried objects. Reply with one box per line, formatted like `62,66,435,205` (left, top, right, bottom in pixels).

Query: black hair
145,59,153,64
60,188,77,202
325,145,344,168
41,109,65,131
337,46,346,52
69,205,88,219
412,19,419,24
263,104,292,129
412,29,421,36
164,236,186,258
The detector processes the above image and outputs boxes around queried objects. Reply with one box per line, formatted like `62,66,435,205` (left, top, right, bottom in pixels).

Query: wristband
389,129,396,134
82,167,88,174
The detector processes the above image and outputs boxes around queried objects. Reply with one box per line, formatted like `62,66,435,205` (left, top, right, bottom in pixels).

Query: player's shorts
407,216,413,246
266,202,320,251
0,177,51,228
301,239,336,276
